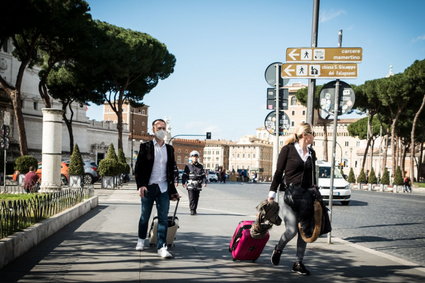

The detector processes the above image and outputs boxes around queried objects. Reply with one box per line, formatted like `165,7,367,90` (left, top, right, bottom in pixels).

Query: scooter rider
182,150,207,215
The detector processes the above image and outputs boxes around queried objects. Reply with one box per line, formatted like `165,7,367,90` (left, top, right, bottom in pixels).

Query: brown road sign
286,47,362,62
281,63,358,78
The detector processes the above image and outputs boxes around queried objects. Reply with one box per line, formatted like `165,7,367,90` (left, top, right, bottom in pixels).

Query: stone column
40,108,64,192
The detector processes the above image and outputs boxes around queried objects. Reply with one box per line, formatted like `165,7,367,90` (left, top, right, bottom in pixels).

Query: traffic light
206,132,211,139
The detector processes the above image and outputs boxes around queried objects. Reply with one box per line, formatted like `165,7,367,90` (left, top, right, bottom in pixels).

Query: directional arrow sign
281,63,358,79
286,47,362,62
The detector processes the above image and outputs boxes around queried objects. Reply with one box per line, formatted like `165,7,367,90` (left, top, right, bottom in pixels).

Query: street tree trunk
401,142,409,176
382,135,389,176
38,80,52,108
62,100,74,155
410,94,425,181
0,61,29,156
390,110,402,177
116,96,124,151
361,136,372,171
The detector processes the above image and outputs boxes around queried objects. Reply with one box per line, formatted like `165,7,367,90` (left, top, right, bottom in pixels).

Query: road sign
319,80,355,118
265,62,285,87
281,63,358,79
264,111,290,136
286,47,362,62
266,88,288,110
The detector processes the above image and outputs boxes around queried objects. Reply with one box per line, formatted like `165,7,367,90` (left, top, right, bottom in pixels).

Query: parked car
83,161,99,185
207,171,218,182
36,161,70,186
316,160,351,205
63,160,99,185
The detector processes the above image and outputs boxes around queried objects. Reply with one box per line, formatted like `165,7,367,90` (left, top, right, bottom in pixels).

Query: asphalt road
204,182,425,266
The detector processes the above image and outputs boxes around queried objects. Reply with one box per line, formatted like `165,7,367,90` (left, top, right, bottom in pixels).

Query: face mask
155,129,166,140
188,158,193,164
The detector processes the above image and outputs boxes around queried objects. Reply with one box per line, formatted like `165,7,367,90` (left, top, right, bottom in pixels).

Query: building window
302,110,305,115
291,96,297,105
142,110,145,115
33,101,38,110
345,141,349,146
292,111,295,116
291,121,294,126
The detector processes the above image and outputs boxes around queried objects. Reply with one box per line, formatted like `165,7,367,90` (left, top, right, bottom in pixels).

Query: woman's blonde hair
283,122,313,145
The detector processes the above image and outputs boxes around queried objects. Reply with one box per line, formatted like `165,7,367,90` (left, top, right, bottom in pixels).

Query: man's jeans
138,184,170,249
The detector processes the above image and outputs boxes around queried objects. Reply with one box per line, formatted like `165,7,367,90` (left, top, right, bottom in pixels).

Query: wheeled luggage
149,199,180,247
229,220,270,261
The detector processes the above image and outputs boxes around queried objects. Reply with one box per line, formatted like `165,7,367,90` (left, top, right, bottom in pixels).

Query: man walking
134,119,180,258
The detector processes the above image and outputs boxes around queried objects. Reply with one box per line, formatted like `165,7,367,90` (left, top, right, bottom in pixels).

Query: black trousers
188,189,200,210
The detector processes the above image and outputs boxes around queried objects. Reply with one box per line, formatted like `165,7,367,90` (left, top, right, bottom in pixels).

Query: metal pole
3,149,6,190
130,139,134,175
328,29,343,244
307,0,320,125
272,64,280,174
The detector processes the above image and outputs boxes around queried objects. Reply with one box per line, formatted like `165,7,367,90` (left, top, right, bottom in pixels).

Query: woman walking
268,122,317,276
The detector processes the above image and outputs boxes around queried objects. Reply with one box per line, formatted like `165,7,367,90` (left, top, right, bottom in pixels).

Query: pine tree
368,167,377,184
357,168,367,184
393,166,404,185
348,167,356,183
69,144,84,175
381,168,390,185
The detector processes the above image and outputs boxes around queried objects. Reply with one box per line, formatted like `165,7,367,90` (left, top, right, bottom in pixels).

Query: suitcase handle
171,198,179,224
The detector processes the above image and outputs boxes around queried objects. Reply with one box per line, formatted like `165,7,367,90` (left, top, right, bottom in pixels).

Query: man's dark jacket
134,140,179,197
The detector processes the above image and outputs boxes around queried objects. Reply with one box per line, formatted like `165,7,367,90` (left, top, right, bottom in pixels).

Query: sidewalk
1,182,424,283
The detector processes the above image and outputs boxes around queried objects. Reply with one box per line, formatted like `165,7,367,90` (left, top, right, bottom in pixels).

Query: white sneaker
136,238,145,251
157,244,173,258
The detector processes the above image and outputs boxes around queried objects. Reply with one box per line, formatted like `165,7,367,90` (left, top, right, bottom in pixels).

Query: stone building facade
0,41,131,169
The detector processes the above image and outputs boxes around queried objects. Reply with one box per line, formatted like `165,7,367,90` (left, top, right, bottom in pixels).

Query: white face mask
155,129,166,140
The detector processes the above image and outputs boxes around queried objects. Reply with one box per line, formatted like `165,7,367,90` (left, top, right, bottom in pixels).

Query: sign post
281,63,358,78
286,47,362,62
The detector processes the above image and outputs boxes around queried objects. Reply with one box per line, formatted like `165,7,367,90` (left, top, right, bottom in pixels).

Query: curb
0,196,98,269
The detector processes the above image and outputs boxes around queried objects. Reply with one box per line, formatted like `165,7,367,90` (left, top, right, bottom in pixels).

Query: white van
316,160,351,205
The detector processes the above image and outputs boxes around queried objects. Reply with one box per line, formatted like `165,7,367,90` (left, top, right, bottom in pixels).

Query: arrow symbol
284,65,295,76
288,49,299,61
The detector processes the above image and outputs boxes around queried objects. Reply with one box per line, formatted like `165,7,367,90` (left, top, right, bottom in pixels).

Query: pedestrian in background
134,119,180,258
182,150,207,215
403,175,412,193
23,166,39,193
267,122,317,276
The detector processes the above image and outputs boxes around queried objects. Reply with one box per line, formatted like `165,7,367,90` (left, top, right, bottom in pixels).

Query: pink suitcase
229,220,270,261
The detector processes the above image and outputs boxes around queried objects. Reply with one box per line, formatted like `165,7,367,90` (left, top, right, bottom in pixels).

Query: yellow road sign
281,63,358,78
286,47,362,62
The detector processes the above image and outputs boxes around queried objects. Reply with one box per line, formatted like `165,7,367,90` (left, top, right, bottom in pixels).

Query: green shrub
98,158,119,176
15,155,38,174
357,168,367,184
347,167,356,183
368,167,377,184
381,168,390,185
118,148,130,174
106,143,118,161
393,166,403,185
69,144,84,175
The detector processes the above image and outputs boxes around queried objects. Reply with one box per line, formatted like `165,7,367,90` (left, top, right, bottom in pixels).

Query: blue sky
85,0,425,141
